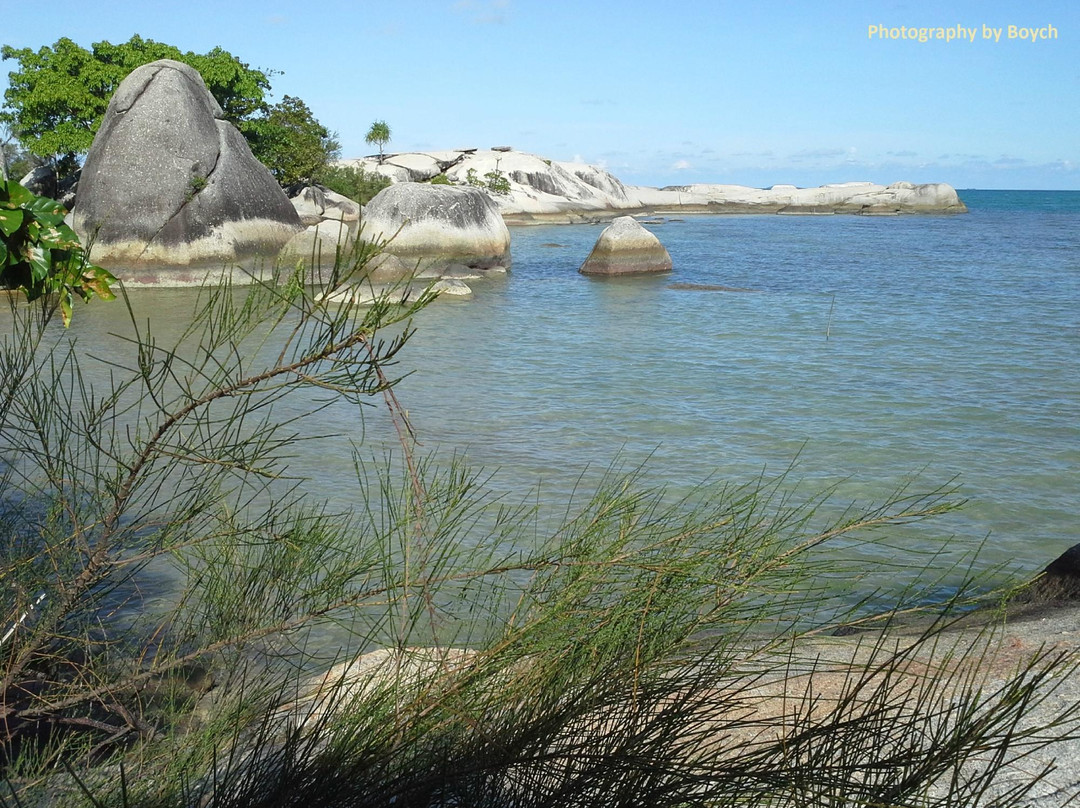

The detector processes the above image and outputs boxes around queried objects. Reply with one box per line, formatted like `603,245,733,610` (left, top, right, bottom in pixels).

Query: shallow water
390,191,1080,582
8,190,1079,606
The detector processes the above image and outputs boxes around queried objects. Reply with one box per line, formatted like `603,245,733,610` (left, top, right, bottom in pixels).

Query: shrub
316,164,391,205
247,95,340,188
0,179,114,324
429,173,452,185
0,239,1076,806
484,167,511,196
464,164,511,196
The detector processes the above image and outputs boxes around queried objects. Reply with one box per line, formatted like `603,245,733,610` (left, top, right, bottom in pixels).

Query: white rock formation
338,149,967,222
290,185,361,226
363,183,511,273
278,219,356,268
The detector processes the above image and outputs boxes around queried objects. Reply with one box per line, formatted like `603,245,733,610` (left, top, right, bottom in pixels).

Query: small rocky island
343,148,968,224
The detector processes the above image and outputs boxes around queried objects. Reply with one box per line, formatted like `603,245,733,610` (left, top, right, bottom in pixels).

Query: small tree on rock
365,120,391,164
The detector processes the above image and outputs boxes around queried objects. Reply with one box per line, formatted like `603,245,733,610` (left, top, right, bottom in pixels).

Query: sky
1,0,1076,190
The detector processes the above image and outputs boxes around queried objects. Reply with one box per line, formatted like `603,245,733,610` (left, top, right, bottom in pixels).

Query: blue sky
1,0,1076,189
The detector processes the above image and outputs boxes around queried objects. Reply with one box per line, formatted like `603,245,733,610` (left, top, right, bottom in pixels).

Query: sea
12,189,1080,608
388,190,1080,596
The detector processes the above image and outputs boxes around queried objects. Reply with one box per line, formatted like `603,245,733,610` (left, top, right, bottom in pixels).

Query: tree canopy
248,95,340,188
365,120,391,163
0,36,337,187
0,36,271,175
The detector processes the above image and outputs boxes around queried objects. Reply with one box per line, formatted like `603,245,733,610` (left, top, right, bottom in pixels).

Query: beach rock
71,60,302,269
383,153,442,182
363,252,416,282
337,149,968,222
363,183,511,273
278,219,356,270
290,185,361,226
1024,543,1080,603
370,163,411,184
579,216,672,276
277,648,476,730
20,165,79,208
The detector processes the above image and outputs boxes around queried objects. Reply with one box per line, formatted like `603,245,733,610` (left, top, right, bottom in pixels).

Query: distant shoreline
342,149,969,223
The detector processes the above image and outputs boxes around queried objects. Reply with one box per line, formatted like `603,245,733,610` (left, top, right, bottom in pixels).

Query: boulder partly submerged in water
579,216,672,276
71,59,303,272
362,183,511,275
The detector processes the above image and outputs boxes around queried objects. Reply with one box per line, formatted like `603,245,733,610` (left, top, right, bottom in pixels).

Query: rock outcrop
20,165,78,208
340,149,968,223
362,183,511,275
290,185,361,227
278,219,356,271
71,59,303,273
579,216,672,276
645,181,968,215
1010,542,1080,605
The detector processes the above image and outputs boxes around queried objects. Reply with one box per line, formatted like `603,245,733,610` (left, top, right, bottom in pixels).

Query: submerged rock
363,183,511,273
579,216,672,276
71,59,303,270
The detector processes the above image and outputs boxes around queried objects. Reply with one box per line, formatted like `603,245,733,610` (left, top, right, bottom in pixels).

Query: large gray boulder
362,184,511,273
579,216,672,276
71,59,303,270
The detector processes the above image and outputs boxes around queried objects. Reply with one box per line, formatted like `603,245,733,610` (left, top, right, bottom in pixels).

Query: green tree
365,119,391,163
0,36,272,180
248,95,340,188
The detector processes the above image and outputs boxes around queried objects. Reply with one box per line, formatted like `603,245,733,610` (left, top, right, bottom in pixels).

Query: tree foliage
316,163,391,205
248,95,340,188
0,36,275,179
365,119,391,163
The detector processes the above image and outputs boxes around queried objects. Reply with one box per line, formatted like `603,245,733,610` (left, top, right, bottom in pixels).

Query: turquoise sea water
380,190,1079,586
9,190,1079,602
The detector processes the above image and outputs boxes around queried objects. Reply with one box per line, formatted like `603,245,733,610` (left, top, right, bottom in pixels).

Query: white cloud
453,0,510,24
672,159,692,170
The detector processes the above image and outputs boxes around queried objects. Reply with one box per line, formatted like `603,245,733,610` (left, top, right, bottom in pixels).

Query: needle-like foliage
0,240,1076,807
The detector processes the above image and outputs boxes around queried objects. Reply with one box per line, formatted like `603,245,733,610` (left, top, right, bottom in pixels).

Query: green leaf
0,208,25,237
0,240,8,266
36,224,80,250
0,181,34,208
82,267,117,300
25,244,51,284
30,210,67,227
59,290,73,327
26,195,67,218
